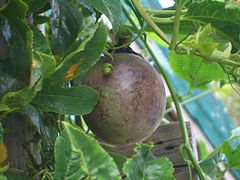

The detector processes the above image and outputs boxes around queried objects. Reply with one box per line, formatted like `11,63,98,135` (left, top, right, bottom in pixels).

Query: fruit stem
131,0,171,45
122,5,206,180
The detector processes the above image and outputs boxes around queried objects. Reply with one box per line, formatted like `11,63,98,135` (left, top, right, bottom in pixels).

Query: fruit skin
84,53,166,146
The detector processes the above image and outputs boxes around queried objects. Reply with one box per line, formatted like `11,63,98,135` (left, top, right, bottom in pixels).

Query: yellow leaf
0,142,7,164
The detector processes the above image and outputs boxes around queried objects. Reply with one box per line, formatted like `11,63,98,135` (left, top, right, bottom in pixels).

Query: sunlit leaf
220,141,240,168
170,51,227,89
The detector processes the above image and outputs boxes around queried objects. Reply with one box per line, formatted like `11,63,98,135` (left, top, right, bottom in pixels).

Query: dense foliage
0,0,240,179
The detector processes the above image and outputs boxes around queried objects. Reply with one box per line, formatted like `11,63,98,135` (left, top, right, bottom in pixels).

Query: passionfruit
84,53,166,146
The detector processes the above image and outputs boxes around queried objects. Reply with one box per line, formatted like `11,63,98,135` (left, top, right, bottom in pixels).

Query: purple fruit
84,53,166,146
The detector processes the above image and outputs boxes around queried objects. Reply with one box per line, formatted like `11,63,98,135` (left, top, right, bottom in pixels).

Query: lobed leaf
185,1,240,50
123,143,174,180
170,51,227,89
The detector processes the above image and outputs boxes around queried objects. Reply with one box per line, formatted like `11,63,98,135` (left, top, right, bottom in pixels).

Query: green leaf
225,0,240,11
23,0,49,12
197,140,212,160
33,85,98,115
0,142,7,164
0,0,32,79
0,164,8,173
52,21,107,83
87,0,122,33
30,25,56,85
220,141,240,168
0,0,9,12
62,122,121,179
123,143,174,180
31,25,51,54
38,112,59,165
143,158,174,180
51,0,83,56
0,72,20,98
170,51,227,89
64,16,97,55
53,130,86,179
33,15,50,25
4,172,30,180
0,77,42,114
0,173,6,180
0,86,40,113
109,152,127,173
22,109,58,166
1,0,27,18
185,1,240,50
0,104,9,113
32,51,56,78
32,51,56,81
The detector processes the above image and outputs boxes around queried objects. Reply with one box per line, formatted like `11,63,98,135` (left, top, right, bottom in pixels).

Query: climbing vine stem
170,1,185,49
122,3,206,179
131,0,171,45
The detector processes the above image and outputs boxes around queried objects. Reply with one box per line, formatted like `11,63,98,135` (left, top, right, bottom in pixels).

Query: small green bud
103,63,113,76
